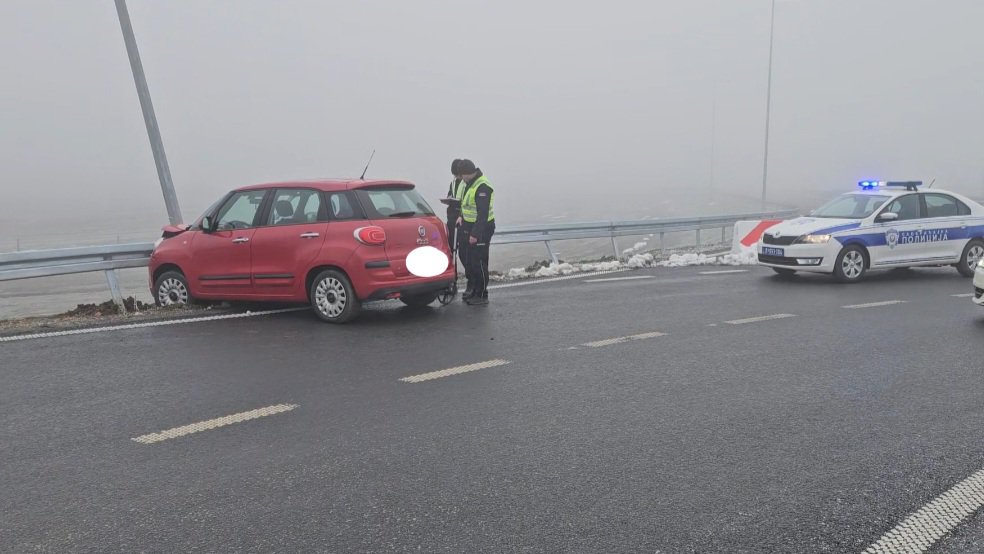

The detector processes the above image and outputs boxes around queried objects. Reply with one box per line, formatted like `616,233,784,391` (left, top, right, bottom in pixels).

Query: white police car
757,180,984,283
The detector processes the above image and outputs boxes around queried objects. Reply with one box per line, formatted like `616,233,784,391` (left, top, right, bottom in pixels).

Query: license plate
762,247,784,257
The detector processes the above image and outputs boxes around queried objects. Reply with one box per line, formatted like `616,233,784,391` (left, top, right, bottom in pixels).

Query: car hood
764,217,863,239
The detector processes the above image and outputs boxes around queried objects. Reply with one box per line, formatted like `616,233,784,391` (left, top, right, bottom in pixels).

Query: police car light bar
857,180,922,191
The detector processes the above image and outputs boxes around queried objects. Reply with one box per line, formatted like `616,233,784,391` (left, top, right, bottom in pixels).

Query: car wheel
400,292,440,308
310,269,361,323
772,268,796,277
956,239,984,278
154,270,193,307
834,245,867,283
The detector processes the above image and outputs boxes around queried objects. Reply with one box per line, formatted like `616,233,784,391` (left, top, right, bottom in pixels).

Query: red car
148,179,456,323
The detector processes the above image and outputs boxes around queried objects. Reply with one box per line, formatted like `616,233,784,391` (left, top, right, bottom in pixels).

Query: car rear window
354,186,435,218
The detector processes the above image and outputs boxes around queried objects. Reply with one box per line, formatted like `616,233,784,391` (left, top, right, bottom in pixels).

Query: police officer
445,159,469,292
456,159,495,305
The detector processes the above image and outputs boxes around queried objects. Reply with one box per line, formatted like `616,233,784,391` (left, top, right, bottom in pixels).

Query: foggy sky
2,0,983,237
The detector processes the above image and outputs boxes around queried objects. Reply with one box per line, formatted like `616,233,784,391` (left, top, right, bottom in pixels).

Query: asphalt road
3,265,984,553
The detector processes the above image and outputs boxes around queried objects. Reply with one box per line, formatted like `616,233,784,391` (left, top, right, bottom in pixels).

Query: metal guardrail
492,209,799,263
0,209,799,312
0,242,155,313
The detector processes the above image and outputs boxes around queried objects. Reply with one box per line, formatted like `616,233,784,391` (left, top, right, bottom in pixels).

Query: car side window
924,194,969,218
215,190,267,230
268,189,322,226
326,192,362,221
882,194,922,221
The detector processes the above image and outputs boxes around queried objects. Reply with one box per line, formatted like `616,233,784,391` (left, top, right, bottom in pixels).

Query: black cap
458,159,476,174
451,159,463,174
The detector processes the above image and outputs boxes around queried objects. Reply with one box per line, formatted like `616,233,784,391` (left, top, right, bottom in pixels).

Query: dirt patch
0,297,235,337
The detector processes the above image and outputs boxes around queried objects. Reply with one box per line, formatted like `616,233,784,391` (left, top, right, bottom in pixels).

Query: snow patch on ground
494,246,758,281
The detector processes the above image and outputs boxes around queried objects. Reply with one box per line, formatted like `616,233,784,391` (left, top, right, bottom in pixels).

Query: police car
757,180,984,283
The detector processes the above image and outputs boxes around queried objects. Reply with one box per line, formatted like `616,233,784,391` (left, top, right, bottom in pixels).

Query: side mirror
202,216,215,233
877,212,899,223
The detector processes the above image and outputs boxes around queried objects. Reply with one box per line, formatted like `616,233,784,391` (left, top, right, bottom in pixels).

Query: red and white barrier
731,219,782,254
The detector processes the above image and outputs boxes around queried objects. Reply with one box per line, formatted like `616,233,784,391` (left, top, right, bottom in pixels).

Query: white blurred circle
406,246,449,278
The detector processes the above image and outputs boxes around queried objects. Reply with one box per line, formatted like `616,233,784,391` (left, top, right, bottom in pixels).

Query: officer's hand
469,235,478,245
456,217,463,226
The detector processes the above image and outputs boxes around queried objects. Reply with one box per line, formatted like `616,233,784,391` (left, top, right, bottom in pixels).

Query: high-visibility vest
450,179,467,201
461,175,495,223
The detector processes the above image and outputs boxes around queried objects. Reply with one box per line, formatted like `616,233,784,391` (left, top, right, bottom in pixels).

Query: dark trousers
464,221,495,298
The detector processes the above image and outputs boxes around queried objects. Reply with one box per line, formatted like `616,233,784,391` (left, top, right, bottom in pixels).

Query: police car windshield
809,193,890,219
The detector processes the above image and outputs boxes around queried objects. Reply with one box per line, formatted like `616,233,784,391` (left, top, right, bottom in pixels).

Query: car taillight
354,226,386,245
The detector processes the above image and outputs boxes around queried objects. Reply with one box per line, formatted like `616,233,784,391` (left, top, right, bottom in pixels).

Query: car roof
234,179,415,193
846,187,967,199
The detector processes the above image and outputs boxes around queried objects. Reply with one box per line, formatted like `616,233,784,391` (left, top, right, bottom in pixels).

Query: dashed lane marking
580,331,667,348
699,269,749,275
0,308,310,343
951,293,975,298
724,313,796,325
582,275,655,283
399,359,511,383
842,300,908,309
132,404,298,444
863,468,984,554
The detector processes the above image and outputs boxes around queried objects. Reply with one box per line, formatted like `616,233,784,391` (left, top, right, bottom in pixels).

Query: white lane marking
842,300,908,309
488,269,633,289
132,404,298,444
863,468,984,554
0,308,309,343
399,359,511,383
724,313,796,325
951,293,975,298
583,275,654,283
699,269,749,275
581,331,666,348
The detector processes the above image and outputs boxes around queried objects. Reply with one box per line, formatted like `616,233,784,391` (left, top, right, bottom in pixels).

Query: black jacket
445,178,463,223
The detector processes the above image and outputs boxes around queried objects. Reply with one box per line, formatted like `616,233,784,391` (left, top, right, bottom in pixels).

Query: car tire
772,268,796,277
400,292,439,308
833,245,867,283
956,239,984,278
154,270,194,307
309,269,361,323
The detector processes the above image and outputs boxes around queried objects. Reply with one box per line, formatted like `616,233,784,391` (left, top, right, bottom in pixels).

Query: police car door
921,193,969,262
873,193,923,266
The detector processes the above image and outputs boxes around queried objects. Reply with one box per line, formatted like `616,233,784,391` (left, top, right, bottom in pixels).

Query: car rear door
249,188,329,298
353,184,447,278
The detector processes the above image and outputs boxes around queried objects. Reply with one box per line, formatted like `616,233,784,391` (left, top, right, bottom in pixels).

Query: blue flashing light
857,180,884,190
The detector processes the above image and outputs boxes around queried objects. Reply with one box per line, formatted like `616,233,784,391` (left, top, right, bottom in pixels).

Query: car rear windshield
354,186,435,218
809,193,890,219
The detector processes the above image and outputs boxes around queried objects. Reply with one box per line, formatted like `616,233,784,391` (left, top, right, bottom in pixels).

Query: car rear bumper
364,277,454,301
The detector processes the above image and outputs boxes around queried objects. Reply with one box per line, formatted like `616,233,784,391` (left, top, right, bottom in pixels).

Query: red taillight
354,226,386,245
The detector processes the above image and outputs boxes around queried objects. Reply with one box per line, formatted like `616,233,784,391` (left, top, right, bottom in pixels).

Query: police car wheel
834,245,867,283
957,239,984,278
772,268,796,276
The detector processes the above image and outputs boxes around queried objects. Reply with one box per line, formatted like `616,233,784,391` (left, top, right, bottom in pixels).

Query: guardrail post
544,241,559,265
696,229,702,253
101,254,127,314
659,232,665,257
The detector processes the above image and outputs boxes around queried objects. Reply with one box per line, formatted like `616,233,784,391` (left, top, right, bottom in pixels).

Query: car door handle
232,237,250,243
300,232,320,238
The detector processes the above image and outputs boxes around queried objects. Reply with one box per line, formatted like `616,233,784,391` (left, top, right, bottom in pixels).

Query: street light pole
114,0,183,225
761,0,776,208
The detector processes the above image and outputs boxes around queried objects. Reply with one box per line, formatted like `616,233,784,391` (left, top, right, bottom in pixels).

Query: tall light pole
761,0,776,208
114,0,183,225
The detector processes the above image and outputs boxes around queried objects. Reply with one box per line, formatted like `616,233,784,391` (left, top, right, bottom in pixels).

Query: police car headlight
795,234,831,244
